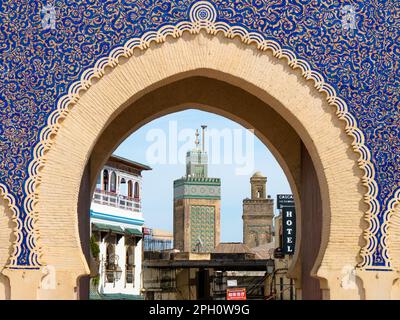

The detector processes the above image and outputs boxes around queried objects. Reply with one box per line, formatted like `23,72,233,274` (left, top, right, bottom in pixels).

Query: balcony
93,189,141,213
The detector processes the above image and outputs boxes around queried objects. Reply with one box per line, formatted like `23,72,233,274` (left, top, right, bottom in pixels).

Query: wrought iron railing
93,189,141,212
143,238,173,252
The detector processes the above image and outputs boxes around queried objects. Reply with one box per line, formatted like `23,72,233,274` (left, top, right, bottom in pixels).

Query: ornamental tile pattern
0,0,398,269
190,205,215,252
174,180,221,200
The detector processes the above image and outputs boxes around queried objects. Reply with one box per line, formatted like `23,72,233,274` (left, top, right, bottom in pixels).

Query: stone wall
243,199,274,248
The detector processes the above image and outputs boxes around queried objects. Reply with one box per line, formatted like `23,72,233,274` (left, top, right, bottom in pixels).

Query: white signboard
227,280,237,287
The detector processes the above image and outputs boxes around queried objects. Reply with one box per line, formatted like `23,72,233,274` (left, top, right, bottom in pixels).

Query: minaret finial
195,129,200,149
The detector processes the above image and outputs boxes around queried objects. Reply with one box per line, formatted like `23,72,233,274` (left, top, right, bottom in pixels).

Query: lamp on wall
274,247,284,259
114,265,123,282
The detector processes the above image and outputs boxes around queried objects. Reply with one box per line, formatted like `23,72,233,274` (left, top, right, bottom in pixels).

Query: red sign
143,227,153,236
226,288,247,300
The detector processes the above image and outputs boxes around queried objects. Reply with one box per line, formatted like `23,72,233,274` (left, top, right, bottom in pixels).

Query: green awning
89,292,144,300
125,228,143,237
92,223,124,234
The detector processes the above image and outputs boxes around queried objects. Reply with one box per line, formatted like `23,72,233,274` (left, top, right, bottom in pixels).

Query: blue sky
114,109,291,242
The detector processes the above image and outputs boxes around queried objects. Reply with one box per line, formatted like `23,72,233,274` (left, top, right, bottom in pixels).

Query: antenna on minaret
201,125,207,152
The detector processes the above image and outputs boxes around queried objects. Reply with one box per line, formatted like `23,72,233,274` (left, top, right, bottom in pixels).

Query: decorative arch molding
5,1,384,271
0,185,19,299
0,184,21,269
385,189,400,270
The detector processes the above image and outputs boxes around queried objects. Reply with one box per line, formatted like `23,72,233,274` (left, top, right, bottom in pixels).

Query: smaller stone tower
242,171,274,248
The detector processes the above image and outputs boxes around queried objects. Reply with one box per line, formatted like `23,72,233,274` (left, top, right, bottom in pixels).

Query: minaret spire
195,129,200,149
186,126,209,177
201,125,207,152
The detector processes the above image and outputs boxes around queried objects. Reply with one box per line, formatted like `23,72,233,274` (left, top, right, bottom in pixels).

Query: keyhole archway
25,31,372,300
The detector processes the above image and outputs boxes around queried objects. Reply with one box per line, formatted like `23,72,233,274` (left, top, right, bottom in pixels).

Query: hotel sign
282,206,296,255
277,194,294,209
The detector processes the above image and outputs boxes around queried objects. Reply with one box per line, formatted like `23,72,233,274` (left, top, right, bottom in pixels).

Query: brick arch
31,32,368,299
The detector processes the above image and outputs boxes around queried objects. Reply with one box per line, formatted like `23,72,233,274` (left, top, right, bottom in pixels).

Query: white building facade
90,155,151,299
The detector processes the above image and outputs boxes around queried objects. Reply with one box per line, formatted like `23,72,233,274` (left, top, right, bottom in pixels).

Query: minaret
251,172,267,199
186,128,208,178
173,126,221,253
242,171,274,248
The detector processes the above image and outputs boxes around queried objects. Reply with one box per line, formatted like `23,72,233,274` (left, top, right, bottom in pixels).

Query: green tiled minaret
173,126,221,253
